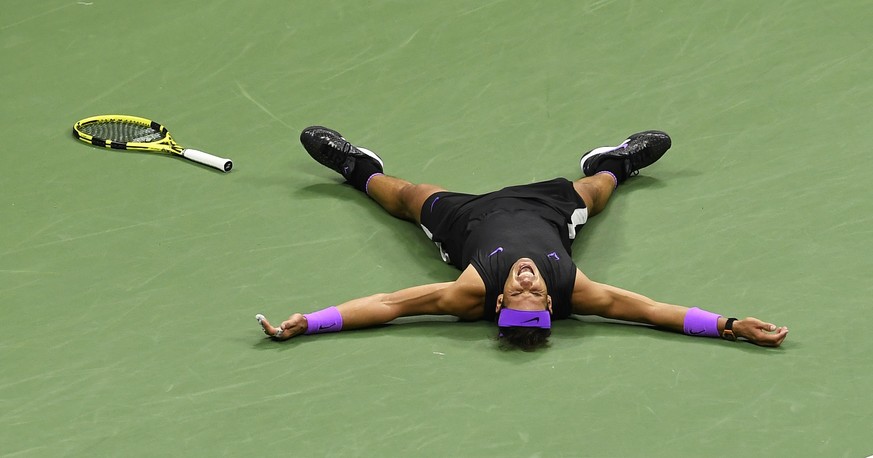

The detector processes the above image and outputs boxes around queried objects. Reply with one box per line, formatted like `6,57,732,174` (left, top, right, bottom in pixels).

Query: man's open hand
735,317,789,347
256,313,308,341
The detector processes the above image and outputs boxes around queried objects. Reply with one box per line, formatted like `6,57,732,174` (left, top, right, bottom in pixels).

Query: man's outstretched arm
570,269,789,347
258,265,486,341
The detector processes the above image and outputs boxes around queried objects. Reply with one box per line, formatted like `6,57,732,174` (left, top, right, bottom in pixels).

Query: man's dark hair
497,327,551,352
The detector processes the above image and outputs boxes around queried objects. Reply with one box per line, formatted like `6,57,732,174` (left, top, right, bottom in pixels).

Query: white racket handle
182,148,233,172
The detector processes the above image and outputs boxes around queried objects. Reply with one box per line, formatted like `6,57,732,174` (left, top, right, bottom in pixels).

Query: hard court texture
1,1,872,456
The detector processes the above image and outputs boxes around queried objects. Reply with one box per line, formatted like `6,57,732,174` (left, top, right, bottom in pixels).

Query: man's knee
401,184,445,222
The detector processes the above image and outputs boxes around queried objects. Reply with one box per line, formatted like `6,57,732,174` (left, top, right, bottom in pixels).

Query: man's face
497,257,552,313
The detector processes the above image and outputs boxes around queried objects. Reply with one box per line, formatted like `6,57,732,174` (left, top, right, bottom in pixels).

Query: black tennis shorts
418,178,588,269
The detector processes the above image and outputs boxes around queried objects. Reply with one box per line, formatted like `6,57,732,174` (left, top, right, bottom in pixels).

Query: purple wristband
683,307,722,337
304,306,343,335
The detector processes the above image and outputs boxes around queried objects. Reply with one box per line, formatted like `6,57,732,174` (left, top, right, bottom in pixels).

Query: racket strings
81,121,165,143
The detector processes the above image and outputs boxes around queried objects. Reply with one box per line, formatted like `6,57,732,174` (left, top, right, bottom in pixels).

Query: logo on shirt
547,251,560,261
489,247,504,257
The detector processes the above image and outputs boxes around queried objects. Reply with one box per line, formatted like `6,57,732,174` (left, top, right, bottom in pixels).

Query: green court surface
2,1,872,456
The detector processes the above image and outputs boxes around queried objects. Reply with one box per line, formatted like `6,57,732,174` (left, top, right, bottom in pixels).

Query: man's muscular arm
258,265,486,340
570,269,788,347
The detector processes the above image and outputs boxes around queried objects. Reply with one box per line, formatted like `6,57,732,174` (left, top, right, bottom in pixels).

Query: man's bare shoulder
455,264,486,290
439,265,486,319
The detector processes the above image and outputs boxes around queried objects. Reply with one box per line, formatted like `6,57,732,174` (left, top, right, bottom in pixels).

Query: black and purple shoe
300,126,384,181
580,130,671,179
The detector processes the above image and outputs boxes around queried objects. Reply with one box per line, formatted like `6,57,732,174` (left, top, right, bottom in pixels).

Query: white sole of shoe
357,147,384,169
579,139,630,173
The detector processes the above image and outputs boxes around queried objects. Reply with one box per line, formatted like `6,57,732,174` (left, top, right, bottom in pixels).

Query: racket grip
182,149,233,172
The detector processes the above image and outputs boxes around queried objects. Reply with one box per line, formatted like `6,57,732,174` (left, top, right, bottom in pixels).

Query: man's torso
419,178,588,320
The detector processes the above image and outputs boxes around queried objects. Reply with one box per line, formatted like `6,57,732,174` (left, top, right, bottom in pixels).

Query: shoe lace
327,138,349,153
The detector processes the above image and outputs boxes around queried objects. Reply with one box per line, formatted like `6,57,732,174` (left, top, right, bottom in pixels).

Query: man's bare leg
299,126,444,224
365,174,445,224
572,173,616,218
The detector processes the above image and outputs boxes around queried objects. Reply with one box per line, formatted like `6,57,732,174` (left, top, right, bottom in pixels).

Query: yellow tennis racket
73,115,233,172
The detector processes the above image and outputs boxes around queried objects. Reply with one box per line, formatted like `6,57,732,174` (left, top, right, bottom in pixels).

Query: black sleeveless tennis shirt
420,178,588,321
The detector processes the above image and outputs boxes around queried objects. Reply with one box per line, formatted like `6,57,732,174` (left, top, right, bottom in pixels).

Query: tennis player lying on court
256,127,789,350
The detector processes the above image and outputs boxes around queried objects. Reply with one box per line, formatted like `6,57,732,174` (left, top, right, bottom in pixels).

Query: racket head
72,115,179,153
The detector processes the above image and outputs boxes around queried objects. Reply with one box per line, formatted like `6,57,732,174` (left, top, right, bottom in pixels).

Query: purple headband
497,309,552,329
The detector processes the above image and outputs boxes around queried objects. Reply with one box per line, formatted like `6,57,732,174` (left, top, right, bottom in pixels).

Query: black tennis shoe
300,126,383,181
580,130,672,178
